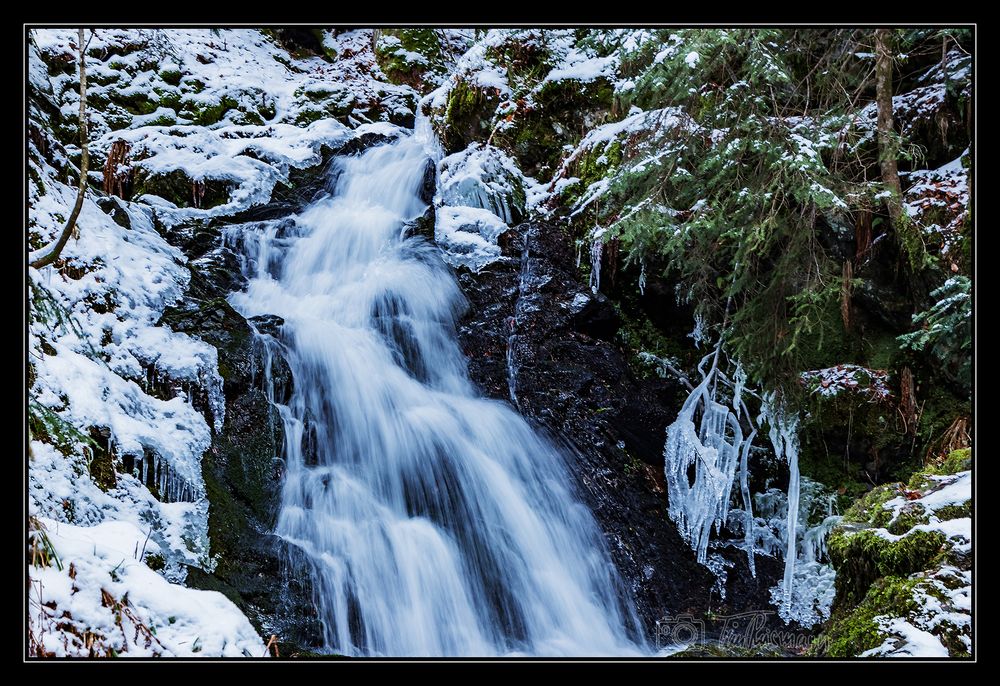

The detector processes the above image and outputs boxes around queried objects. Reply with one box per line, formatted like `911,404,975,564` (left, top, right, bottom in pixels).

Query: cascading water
227,118,644,657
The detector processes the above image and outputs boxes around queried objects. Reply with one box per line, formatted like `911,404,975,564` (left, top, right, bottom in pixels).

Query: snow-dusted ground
29,517,266,657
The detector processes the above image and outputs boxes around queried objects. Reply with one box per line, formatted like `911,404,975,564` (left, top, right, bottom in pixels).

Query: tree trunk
874,29,903,230
29,28,89,270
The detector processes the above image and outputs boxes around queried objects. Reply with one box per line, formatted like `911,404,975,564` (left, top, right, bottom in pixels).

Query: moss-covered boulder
375,29,445,93
133,169,232,209
433,77,502,155
811,449,971,657
494,76,616,178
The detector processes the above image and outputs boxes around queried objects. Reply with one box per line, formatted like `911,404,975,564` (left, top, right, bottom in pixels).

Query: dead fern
102,139,132,199
925,415,971,464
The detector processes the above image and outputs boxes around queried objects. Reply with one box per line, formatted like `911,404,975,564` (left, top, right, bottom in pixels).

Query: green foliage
29,399,96,458
589,30,871,389
898,276,971,395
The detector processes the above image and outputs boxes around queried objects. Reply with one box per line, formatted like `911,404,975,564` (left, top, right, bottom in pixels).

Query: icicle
759,393,801,613
738,427,757,577
638,261,647,296
783,438,800,607
506,231,531,409
688,314,707,349
589,237,603,294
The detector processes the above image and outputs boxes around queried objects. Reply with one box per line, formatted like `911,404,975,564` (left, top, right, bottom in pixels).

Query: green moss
375,29,443,90
183,95,240,126
935,500,971,521
829,527,946,608
133,170,231,209
932,447,971,476
436,78,500,153
144,112,178,127
144,552,166,571
29,400,96,459
259,98,277,121
493,76,616,177
115,91,159,116
841,483,898,525
155,90,182,111
182,77,206,93
907,448,971,491
886,503,929,535
87,439,118,492
293,107,327,126
89,72,122,87
159,69,183,86
812,575,919,657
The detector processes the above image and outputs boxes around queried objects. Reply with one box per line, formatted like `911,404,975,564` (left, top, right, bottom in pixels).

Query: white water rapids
227,120,644,657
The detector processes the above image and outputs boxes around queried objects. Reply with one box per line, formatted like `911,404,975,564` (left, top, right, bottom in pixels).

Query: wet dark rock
455,221,788,640
192,248,249,298
571,290,620,342
401,205,435,240
95,196,132,229
419,158,437,205
249,314,285,338
157,234,318,649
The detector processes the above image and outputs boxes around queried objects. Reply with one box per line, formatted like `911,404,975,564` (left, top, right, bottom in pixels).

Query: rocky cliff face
453,221,790,636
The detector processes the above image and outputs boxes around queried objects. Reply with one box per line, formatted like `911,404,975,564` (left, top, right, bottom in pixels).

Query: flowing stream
228,120,644,657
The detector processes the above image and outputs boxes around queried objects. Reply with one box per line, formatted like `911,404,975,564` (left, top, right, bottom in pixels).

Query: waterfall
226,117,644,657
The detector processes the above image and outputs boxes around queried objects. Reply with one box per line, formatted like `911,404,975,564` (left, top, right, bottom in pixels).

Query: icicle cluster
661,340,838,625
662,351,755,565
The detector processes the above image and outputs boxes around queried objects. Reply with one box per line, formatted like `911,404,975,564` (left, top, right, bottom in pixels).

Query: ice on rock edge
434,143,530,272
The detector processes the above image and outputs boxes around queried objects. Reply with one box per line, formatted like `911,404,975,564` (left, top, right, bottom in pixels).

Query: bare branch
29,28,90,270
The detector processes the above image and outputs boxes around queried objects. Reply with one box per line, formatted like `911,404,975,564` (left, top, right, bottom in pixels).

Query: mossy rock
840,482,898,526
86,426,117,491
930,447,971,476
133,169,231,209
290,86,358,127
886,503,930,535
181,95,240,126
159,68,184,86
935,500,971,521
435,78,501,155
375,29,443,92
494,76,617,178
811,575,919,657
115,90,160,116
828,527,946,609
